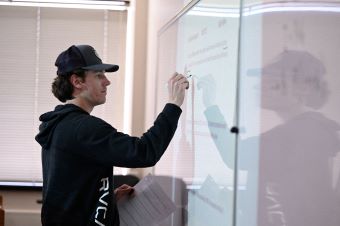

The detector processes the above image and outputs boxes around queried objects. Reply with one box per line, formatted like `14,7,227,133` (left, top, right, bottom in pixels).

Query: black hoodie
35,103,181,226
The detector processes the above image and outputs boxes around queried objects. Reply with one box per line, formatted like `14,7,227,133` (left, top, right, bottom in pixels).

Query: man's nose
104,76,111,86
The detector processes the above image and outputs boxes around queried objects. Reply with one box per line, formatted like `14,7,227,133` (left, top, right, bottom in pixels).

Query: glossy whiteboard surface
237,1,340,226
155,0,340,225
155,0,240,225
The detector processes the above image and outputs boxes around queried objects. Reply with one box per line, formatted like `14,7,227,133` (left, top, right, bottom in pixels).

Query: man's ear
70,74,84,89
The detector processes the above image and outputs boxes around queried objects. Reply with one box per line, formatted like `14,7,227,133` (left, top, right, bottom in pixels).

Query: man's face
79,70,111,107
261,73,303,111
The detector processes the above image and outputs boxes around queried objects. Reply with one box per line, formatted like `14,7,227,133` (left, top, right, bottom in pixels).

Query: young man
35,45,188,226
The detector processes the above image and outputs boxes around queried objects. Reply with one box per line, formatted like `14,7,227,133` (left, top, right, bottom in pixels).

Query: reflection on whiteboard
156,8,240,226
238,49,340,226
188,175,232,226
173,9,239,187
252,50,340,226
156,2,340,226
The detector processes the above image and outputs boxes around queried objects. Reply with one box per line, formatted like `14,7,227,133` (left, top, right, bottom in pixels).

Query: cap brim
82,64,119,72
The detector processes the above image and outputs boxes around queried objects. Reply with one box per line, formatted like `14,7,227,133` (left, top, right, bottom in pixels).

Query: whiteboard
154,0,340,226
155,1,240,225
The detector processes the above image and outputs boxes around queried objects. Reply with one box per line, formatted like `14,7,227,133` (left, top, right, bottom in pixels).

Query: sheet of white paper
117,174,176,226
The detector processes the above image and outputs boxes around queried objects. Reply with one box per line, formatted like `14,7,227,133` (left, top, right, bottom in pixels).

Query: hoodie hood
35,104,88,149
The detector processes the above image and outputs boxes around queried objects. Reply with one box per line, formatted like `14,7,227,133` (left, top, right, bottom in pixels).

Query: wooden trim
0,195,4,226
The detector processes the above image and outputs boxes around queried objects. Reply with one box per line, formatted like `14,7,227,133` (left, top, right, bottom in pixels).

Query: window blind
0,5,127,185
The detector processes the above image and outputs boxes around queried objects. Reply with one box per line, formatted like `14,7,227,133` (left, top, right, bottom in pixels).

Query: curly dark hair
51,69,86,102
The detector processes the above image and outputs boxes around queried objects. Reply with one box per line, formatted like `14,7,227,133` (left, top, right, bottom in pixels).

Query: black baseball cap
55,45,119,75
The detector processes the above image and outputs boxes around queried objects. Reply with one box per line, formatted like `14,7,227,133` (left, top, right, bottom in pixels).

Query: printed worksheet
117,174,176,226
